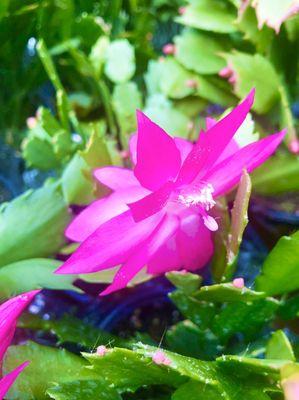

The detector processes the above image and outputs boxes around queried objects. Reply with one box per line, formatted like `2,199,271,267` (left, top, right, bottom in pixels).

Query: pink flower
253,0,299,34
56,89,285,295
0,290,39,399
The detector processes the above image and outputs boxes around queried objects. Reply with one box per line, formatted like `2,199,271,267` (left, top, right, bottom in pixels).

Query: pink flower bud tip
175,269,188,275
96,345,108,356
179,6,186,15
219,65,237,85
162,44,176,55
120,150,129,159
228,75,237,84
219,67,231,78
186,79,197,88
233,278,245,289
152,350,172,366
27,117,37,129
288,139,299,155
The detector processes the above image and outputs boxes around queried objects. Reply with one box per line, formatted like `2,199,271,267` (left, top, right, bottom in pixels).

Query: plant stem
278,82,298,147
97,80,118,137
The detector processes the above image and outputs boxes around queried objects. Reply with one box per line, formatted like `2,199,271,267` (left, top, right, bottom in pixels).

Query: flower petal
205,116,216,130
206,130,286,197
129,133,137,165
56,210,164,275
202,117,240,164
0,290,40,361
174,137,193,163
147,234,180,274
100,213,179,295
134,111,181,191
66,186,149,242
176,90,255,186
253,0,299,33
128,181,175,222
93,167,139,190
0,328,15,366
216,138,239,164
130,133,191,168
0,362,29,400
177,213,214,271
200,89,255,171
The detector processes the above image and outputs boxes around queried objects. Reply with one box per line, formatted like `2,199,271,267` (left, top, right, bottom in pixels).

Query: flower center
177,183,218,232
178,183,216,211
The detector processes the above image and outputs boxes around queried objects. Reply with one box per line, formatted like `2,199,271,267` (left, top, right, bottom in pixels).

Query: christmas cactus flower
0,290,39,399
56,89,285,295
252,0,299,33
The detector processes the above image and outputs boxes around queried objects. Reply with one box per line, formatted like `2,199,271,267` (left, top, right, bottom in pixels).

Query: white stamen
178,184,216,211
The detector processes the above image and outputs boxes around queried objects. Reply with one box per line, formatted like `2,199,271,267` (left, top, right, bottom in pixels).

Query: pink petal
148,212,214,274
130,133,191,167
0,290,40,361
134,111,181,191
206,130,286,197
66,198,119,242
177,213,214,271
93,167,139,190
176,90,255,186
253,1,299,34
129,133,137,165
174,137,193,162
147,234,180,274
0,362,29,400
216,138,239,164
128,181,175,222
56,210,164,275
205,117,216,130
204,117,240,164
0,328,15,366
100,213,179,295
66,186,149,242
